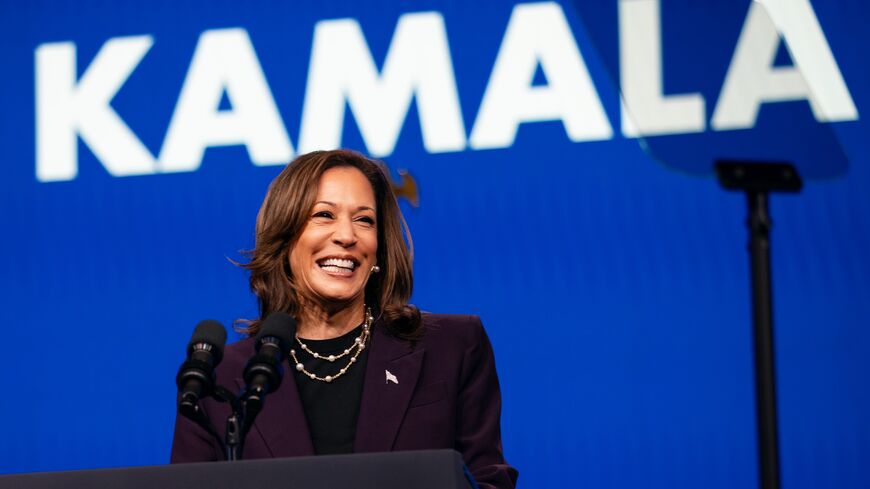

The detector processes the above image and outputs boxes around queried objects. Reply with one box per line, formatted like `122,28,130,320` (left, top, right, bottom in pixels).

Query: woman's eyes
311,211,375,225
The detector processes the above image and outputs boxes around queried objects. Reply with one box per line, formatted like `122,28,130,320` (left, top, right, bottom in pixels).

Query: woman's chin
311,286,365,307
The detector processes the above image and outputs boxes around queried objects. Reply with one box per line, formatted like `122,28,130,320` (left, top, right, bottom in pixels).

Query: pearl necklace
289,307,373,383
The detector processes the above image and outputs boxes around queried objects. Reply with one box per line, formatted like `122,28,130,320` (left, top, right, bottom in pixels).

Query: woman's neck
295,297,366,340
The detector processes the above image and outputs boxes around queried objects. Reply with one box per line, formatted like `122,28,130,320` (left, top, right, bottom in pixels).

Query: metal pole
747,190,780,489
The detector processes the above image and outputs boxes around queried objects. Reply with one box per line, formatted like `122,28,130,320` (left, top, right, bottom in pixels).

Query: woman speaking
171,150,517,489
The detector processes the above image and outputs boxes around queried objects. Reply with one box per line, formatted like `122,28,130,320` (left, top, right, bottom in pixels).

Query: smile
317,257,359,275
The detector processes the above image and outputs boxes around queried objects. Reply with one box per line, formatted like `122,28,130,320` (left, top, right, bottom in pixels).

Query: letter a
159,28,293,172
712,0,858,130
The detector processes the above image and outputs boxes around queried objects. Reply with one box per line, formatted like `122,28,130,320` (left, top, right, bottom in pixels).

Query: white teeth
319,258,356,270
321,265,349,274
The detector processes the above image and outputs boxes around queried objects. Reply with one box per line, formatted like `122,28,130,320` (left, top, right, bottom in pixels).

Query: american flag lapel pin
385,370,398,384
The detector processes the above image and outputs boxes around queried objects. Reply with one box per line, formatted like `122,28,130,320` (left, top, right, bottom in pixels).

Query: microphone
242,312,295,413
176,320,227,417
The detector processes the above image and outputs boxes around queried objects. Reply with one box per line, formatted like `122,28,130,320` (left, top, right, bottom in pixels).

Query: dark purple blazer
171,313,518,489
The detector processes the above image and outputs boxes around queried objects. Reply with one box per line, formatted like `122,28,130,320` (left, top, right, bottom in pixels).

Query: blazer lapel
235,362,315,457
354,322,424,452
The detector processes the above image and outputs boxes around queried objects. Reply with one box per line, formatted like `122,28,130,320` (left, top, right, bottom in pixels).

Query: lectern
0,449,476,489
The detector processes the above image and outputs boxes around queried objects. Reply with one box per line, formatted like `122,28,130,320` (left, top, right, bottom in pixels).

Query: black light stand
715,161,802,489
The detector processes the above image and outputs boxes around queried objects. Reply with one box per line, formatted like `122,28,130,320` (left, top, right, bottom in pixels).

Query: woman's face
289,166,378,307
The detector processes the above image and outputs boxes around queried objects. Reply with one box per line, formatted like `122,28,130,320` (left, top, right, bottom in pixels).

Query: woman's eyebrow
315,201,375,213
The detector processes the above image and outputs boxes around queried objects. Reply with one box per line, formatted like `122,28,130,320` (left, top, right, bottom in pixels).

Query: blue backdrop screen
1,1,868,488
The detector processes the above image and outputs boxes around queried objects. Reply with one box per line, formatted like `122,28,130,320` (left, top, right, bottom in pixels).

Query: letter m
298,12,466,157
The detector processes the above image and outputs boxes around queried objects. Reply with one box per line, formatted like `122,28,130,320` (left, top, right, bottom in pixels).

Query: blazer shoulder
420,312,487,347
421,312,482,327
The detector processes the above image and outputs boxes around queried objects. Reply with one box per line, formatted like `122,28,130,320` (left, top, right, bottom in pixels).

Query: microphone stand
210,386,267,461
715,161,802,489
180,316,293,460
210,386,243,461
181,385,262,461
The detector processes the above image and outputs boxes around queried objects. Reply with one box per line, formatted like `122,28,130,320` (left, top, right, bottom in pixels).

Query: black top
291,325,369,455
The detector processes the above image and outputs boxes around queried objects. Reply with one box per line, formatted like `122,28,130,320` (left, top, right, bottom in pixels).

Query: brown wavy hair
238,149,421,339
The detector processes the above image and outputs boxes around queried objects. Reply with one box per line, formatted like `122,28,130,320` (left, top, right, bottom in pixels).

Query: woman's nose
331,217,357,246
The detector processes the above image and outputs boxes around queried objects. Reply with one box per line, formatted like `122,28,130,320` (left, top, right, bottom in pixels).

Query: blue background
0,1,868,488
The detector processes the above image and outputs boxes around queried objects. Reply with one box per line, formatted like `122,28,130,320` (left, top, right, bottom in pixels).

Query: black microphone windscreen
256,312,296,353
187,319,227,362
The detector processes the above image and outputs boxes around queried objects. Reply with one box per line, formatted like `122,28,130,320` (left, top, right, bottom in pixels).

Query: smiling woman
170,149,518,489
239,150,420,340
291,166,380,299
